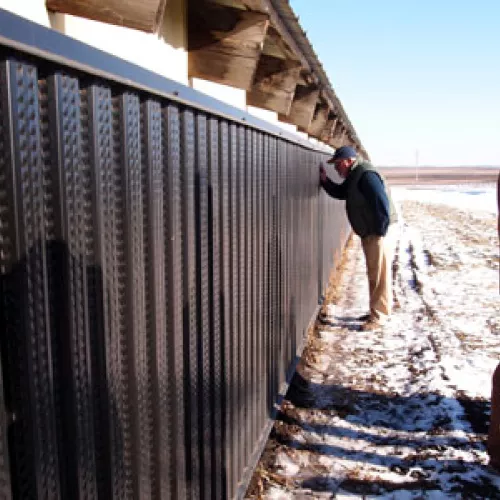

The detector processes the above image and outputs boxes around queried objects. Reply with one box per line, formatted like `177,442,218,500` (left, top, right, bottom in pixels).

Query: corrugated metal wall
0,11,350,500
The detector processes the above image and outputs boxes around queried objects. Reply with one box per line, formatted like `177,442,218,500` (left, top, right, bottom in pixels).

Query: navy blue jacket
321,171,390,236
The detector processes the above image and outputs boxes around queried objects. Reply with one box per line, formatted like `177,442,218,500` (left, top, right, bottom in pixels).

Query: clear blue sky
290,0,500,166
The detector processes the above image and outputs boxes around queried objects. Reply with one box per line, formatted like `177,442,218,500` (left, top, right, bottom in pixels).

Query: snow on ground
246,183,500,499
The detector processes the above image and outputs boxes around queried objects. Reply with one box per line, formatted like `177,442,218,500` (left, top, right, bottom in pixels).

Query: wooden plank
246,55,301,115
296,74,307,86
208,0,269,13
262,26,296,60
278,84,319,129
188,5,269,90
265,3,310,72
320,115,338,143
46,0,168,32
329,124,347,148
293,70,317,87
239,0,269,11
307,102,330,138
331,120,343,140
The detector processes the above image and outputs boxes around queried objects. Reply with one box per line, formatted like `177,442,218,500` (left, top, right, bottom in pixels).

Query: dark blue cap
327,146,357,163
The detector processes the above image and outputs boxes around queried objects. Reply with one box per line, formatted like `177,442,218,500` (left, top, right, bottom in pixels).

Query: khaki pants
361,224,397,324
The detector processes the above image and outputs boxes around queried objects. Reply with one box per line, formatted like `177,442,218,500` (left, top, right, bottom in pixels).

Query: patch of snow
247,183,500,499
392,184,498,215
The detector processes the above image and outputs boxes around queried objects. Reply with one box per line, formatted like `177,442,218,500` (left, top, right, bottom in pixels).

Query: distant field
379,166,499,186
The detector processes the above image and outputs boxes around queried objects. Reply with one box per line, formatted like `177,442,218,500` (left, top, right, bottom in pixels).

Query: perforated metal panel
46,73,97,500
195,111,213,500
0,11,351,500
142,98,171,500
0,62,12,500
163,104,187,499
228,122,240,498
0,59,61,500
179,107,200,499
218,119,231,499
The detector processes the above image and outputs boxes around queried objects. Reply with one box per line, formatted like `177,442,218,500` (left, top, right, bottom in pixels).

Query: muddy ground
246,188,500,499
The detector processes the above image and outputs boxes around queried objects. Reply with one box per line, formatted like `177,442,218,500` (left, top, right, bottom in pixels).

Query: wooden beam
292,69,317,87
320,115,338,143
308,102,330,139
208,0,269,13
299,71,317,86
278,83,319,130
265,4,310,72
46,0,168,32
330,124,347,148
239,0,269,11
188,4,269,90
332,120,343,138
247,55,301,115
296,73,307,86
262,26,296,60
347,134,360,149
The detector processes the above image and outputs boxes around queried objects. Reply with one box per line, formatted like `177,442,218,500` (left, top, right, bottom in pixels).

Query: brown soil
380,166,499,186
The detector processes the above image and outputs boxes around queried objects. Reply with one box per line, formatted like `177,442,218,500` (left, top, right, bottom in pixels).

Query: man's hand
319,163,327,183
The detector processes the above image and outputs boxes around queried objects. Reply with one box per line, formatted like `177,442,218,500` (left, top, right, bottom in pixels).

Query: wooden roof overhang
46,0,169,32
46,0,367,153
188,1,269,90
246,26,302,115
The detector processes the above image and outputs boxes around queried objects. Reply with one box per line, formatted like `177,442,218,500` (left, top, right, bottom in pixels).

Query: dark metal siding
0,11,350,500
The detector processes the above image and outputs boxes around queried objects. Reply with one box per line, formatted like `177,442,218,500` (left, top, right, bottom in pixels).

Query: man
319,145,398,330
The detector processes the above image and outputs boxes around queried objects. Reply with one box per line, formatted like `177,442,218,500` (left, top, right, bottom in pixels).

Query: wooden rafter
320,114,338,143
188,3,269,90
308,101,330,139
329,123,347,148
247,55,301,115
239,0,269,11
46,0,168,32
208,0,269,13
278,83,319,130
262,26,296,60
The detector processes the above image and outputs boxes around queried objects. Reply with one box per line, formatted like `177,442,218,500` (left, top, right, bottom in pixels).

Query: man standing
319,146,398,330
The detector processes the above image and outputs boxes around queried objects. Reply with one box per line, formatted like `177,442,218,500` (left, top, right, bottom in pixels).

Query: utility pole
415,149,419,182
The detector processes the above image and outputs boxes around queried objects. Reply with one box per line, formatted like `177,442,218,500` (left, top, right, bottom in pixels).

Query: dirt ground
379,167,499,186
246,187,500,499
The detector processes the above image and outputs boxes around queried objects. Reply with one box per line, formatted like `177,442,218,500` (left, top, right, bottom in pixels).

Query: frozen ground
246,184,500,499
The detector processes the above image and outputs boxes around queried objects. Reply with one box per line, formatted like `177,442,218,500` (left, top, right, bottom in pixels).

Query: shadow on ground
260,371,498,498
